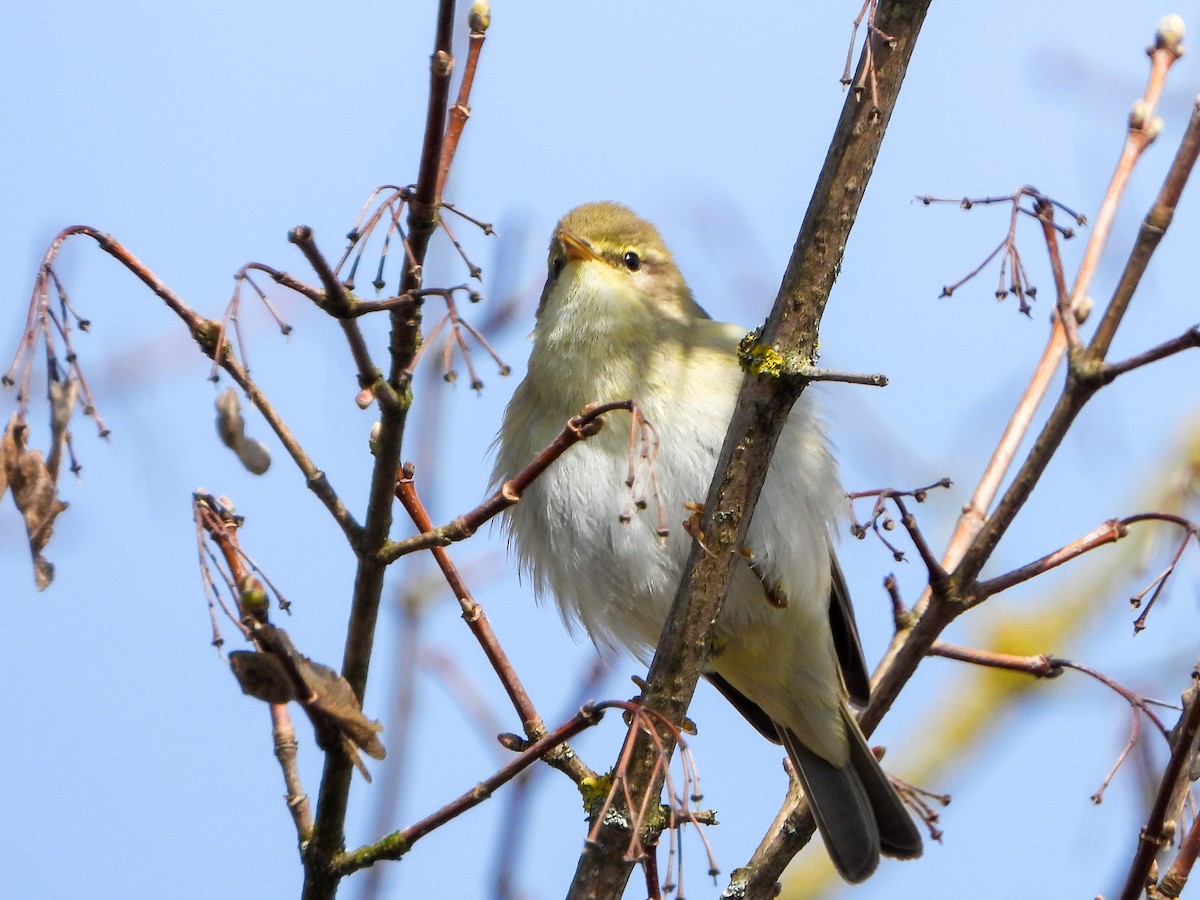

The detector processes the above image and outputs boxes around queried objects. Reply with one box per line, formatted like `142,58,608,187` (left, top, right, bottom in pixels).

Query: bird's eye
550,253,565,279
622,250,641,272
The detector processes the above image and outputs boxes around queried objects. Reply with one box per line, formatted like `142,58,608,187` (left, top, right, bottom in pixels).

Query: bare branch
377,400,644,564
953,59,1200,594
288,226,397,407
393,463,594,783
306,4,492,893
1103,324,1200,384
332,702,606,876
927,642,1064,679
923,37,1188,599
1088,48,1196,363
567,2,936,893
1127,512,1200,633
794,365,888,387
848,479,952,579
1119,672,1200,900
12,229,362,547
435,1,490,198
271,703,314,841
974,518,1129,599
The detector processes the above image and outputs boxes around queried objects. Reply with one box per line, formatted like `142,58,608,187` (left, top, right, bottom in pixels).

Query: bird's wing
704,670,781,744
829,554,871,707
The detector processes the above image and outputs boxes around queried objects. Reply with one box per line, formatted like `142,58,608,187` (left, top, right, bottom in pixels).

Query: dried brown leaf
294,654,387,761
228,626,386,779
215,388,270,475
2,415,69,590
229,650,297,704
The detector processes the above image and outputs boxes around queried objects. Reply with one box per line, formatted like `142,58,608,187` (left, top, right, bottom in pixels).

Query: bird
492,201,922,882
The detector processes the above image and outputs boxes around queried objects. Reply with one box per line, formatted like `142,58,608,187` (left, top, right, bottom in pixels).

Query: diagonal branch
931,30,1186,597
957,81,1200,592
393,463,594,784
287,226,396,408
377,400,642,564
718,20,1193,891
332,702,606,876
1119,674,1200,900
25,227,362,546
565,3,935,896
1088,69,1197,363
1102,324,1200,383
859,27,1198,760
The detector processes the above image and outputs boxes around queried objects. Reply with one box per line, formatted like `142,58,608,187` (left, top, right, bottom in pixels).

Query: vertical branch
272,703,314,841
435,2,490,198
354,587,426,900
1069,18,1184,324
303,3,459,899
411,0,457,217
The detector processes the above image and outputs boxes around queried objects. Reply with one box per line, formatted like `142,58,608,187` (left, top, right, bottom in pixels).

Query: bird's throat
535,270,657,385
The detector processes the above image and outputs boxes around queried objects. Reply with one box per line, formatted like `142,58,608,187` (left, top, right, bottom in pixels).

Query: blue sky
2,2,1199,898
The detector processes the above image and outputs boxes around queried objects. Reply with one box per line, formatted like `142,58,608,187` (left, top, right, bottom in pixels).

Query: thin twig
926,35,1185,597
848,479,951,579
1104,324,1200,383
331,703,606,876
794,365,888,387
1127,512,1200,633
1088,33,1193,362
15,228,362,546
492,655,613,899
394,463,591,785
288,226,397,405
1092,708,1142,806
1062,659,1174,737
377,400,642,564
974,517,1129,599
928,642,1063,678
955,80,1200,591
271,703,314,840
435,1,490,198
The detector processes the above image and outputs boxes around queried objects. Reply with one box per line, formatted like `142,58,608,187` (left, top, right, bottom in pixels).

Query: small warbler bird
493,202,922,882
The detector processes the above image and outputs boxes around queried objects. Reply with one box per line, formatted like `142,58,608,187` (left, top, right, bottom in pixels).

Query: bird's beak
558,229,601,263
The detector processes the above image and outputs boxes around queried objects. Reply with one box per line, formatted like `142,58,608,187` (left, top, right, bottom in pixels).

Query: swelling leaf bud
469,0,491,32
1155,15,1186,56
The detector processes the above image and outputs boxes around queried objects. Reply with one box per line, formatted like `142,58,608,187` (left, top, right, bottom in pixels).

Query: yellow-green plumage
494,202,921,882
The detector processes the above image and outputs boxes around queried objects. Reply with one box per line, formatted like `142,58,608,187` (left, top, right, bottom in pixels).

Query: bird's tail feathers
844,709,924,860
780,727,880,883
779,709,922,883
